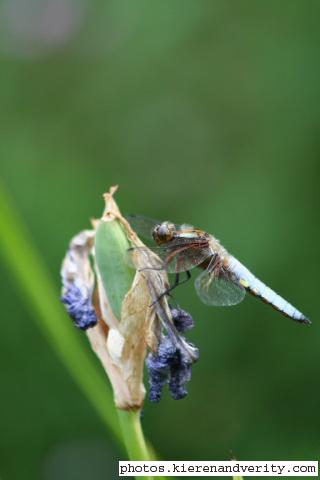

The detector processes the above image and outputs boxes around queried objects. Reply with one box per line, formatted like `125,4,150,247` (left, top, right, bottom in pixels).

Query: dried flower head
61,230,97,330
60,186,199,409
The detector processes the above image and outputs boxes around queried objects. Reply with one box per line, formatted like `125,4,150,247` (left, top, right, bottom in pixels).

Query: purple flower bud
169,361,191,400
170,307,194,332
146,356,169,402
146,307,198,403
61,284,97,330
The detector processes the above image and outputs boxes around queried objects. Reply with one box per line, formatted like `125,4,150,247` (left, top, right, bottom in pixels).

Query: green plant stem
118,409,155,480
118,410,150,460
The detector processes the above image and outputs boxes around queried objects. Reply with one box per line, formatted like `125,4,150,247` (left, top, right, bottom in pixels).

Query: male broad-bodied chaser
127,215,310,325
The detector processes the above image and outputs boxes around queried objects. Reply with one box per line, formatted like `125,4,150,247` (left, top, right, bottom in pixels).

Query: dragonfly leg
174,270,192,290
165,271,192,296
138,266,166,272
151,271,192,305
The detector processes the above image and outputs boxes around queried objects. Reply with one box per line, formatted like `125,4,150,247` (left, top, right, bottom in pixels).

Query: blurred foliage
0,0,319,479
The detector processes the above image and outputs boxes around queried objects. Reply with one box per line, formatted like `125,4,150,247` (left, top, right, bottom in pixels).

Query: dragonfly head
152,221,176,245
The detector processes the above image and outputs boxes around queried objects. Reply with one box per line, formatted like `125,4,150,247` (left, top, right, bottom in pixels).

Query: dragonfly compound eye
152,222,175,244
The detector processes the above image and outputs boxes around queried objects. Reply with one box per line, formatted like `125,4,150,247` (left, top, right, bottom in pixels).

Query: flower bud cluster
146,307,199,402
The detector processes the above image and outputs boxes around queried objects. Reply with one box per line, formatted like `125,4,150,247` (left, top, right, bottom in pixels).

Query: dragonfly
127,215,310,325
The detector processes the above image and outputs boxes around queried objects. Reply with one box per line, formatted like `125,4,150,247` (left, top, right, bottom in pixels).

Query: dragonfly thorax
152,222,176,245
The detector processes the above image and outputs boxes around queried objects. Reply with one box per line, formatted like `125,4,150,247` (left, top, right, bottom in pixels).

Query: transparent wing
126,214,161,240
194,268,246,306
127,241,212,273
127,246,164,271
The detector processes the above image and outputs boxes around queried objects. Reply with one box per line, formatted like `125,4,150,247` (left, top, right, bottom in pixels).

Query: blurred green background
0,0,319,478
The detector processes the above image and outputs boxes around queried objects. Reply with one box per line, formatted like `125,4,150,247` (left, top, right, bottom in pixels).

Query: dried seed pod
61,186,199,409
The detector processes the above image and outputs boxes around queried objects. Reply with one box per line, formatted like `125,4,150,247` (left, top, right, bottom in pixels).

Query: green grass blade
0,182,122,447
